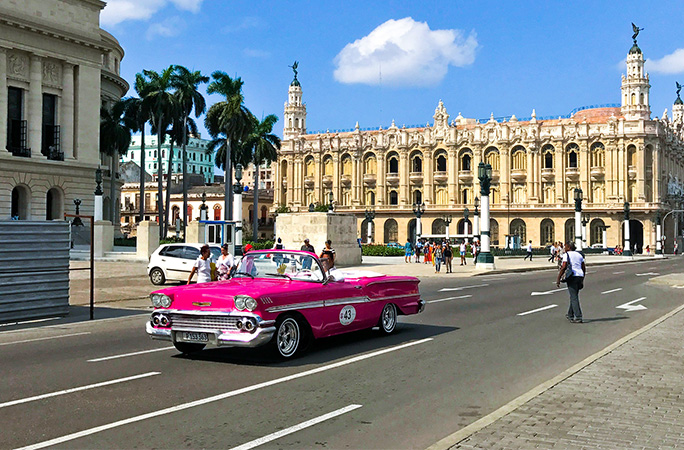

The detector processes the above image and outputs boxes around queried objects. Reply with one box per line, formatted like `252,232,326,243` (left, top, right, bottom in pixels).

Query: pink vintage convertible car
146,250,425,358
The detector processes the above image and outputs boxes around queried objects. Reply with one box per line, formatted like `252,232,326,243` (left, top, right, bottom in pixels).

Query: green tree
163,116,198,236
205,71,251,222
100,100,135,223
170,66,208,240
240,113,281,241
144,67,178,239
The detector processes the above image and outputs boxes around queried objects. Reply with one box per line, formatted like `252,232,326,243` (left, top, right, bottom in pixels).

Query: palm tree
100,100,135,222
163,116,198,237
144,67,177,239
124,73,154,223
240,113,280,241
170,66,208,241
205,72,251,222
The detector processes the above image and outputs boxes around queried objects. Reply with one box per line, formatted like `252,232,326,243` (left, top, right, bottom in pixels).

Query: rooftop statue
289,61,298,79
677,81,682,97
631,22,643,43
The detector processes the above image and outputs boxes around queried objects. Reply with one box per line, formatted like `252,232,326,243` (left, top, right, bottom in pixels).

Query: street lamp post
476,162,495,269
623,201,632,256
656,210,663,257
473,197,480,242
364,208,376,244
412,202,426,243
233,164,243,252
443,214,452,241
581,213,590,248
574,188,583,251
463,207,470,242
200,191,208,220
94,166,103,222
328,191,334,213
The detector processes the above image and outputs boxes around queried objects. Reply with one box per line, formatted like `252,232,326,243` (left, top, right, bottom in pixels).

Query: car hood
152,278,321,311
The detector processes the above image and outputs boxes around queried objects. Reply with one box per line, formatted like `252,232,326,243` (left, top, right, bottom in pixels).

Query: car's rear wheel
173,342,205,354
378,303,397,334
275,315,305,358
150,268,166,285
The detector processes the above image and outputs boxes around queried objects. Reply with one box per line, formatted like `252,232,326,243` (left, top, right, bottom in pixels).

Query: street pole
476,162,495,270
364,208,375,244
463,208,470,243
623,201,632,256
574,188,583,251
655,211,663,257
444,215,452,242
473,197,480,243
412,202,425,244
233,164,243,253
94,167,103,222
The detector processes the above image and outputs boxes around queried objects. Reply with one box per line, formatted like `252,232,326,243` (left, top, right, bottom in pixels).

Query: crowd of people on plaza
404,238,480,274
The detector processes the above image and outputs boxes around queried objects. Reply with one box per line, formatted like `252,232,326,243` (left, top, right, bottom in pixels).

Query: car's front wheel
173,342,205,354
378,303,397,334
149,268,166,285
275,315,305,358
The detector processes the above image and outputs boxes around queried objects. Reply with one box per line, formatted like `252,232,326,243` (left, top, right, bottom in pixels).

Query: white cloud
101,0,204,27
333,17,477,87
146,16,185,40
646,49,684,74
222,16,263,33
243,48,271,58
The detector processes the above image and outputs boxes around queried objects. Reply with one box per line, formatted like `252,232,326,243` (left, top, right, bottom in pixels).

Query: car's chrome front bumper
146,318,276,349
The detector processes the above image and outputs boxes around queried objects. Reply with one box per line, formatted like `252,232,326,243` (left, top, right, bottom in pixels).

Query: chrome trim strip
152,309,261,320
265,301,325,313
324,296,370,306
373,294,420,301
365,278,417,287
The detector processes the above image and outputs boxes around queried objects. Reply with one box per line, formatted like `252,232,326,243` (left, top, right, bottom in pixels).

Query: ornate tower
283,61,306,139
673,82,684,124
621,25,651,121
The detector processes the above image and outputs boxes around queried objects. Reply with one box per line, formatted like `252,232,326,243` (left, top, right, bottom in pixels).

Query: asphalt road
1,258,683,450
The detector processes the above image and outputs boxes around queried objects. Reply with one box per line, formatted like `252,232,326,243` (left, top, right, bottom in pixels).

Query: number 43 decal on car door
339,305,356,325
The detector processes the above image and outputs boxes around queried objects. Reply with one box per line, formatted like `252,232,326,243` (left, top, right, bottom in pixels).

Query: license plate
182,332,208,342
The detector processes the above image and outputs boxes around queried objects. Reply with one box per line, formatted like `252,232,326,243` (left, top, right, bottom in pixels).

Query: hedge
114,237,136,247
361,245,406,256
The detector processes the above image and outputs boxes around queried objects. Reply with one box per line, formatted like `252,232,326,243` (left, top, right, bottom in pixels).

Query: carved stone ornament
43,62,61,85
7,53,28,78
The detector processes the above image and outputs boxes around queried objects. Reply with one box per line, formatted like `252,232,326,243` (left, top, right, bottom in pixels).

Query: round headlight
234,296,246,310
159,294,172,308
245,297,258,311
151,294,162,308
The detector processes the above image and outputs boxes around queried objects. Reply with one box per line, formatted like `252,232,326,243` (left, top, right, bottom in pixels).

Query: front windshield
235,252,325,282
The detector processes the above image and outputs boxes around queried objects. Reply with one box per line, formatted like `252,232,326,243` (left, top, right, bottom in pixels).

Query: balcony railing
7,119,29,157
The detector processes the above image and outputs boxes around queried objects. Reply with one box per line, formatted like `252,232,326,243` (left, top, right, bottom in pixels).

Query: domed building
275,35,684,253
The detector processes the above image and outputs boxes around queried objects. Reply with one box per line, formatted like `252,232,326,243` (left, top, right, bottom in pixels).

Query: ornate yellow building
274,39,684,252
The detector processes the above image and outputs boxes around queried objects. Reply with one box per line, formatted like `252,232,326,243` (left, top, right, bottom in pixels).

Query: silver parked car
147,243,221,285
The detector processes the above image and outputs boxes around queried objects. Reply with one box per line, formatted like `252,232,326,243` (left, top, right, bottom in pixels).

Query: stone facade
275,40,684,253
0,0,128,225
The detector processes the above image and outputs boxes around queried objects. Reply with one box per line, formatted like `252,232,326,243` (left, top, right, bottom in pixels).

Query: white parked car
147,243,221,285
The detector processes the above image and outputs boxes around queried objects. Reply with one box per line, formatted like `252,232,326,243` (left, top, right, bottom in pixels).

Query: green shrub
160,236,184,244
114,237,136,247
243,240,274,250
361,245,405,256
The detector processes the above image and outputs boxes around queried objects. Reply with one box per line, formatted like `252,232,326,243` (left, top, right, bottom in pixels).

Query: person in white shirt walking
188,244,215,284
216,243,235,281
556,241,586,323
548,242,557,262
524,240,533,261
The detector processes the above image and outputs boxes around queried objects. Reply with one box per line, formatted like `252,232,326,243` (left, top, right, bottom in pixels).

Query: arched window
413,190,422,205
364,154,377,174
457,218,472,235
389,190,398,205
384,219,398,243
640,93,644,105
436,154,447,172
513,185,525,204
11,185,30,220
435,188,448,205
592,181,605,203
295,118,299,128
461,188,469,204
542,183,555,204
305,156,315,177
540,219,554,245
365,190,376,206
590,218,605,246
46,187,63,220
564,218,575,244
411,152,423,172
542,144,554,169
490,219,499,245
631,93,636,105
288,118,292,128
341,154,352,176
461,153,471,171
591,142,605,167
566,143,579,168
261,206,267,222
387,154,399,173
627,145,637,167
510,218,527,243
432,218,446,235
323,155,333,176
490,186,500,204
485,147,499,171
213,204,221,220
511,146,526,170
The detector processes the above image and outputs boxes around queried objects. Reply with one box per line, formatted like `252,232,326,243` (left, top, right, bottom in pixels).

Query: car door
159,245,186,281
179,246,200,280
318,277,372,337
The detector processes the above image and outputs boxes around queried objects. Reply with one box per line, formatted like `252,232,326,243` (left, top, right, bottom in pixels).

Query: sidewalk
429,273,684,450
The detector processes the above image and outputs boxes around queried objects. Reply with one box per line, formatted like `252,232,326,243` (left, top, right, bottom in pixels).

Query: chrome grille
169,313,239,331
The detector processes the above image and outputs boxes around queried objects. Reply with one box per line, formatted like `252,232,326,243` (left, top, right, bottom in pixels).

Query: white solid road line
0,313,149,335
0,332,90,347
530,288,565,296
0,372,160,409
440,284,488,292
16,338,433,450
230,404,363,450
428,295,472,304
88,346,176,362
0,317,61,328
601,288,623,294
613,271,625,274
517,304,558,316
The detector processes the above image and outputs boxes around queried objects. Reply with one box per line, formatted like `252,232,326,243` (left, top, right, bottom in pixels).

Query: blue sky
103,0,684,138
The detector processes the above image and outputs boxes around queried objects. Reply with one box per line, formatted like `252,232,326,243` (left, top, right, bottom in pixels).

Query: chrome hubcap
151,270,162,283
382,304,396,332
277,318,299,356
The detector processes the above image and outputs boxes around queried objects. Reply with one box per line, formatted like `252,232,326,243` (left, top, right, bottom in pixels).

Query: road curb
471,257,656,276
426,301,684,450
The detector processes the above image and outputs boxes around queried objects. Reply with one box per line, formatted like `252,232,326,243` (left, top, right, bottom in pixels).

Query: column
377,154,385,205
273,158,281,206
286,156,294,206
28,55,43,158
400,151,409,205
0,49,6,152
652,144,660,203
636,143,645,201
624,219,631,256
448,149,457,205
61,62,75,159
575,209,582,251
424,152,433,204
332,155,340,206
351,153,360,206
526,150,533,201
500,147,510,205
602,227,607,249
580,141,590,196
555,141,564,202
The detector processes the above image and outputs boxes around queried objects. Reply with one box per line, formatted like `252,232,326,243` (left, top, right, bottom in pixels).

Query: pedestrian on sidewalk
524,240,533,261
320,240,336,269
404,239,413,263
444,242,453,273
548,242,556,262
300,239,315,269
556,241,586,323
674,241,679,255
188,244,215,284
459,240,467,265
216,243,235,280
425,243,433,265
415,240,422,263
472,240,479,264
434,243,443,273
